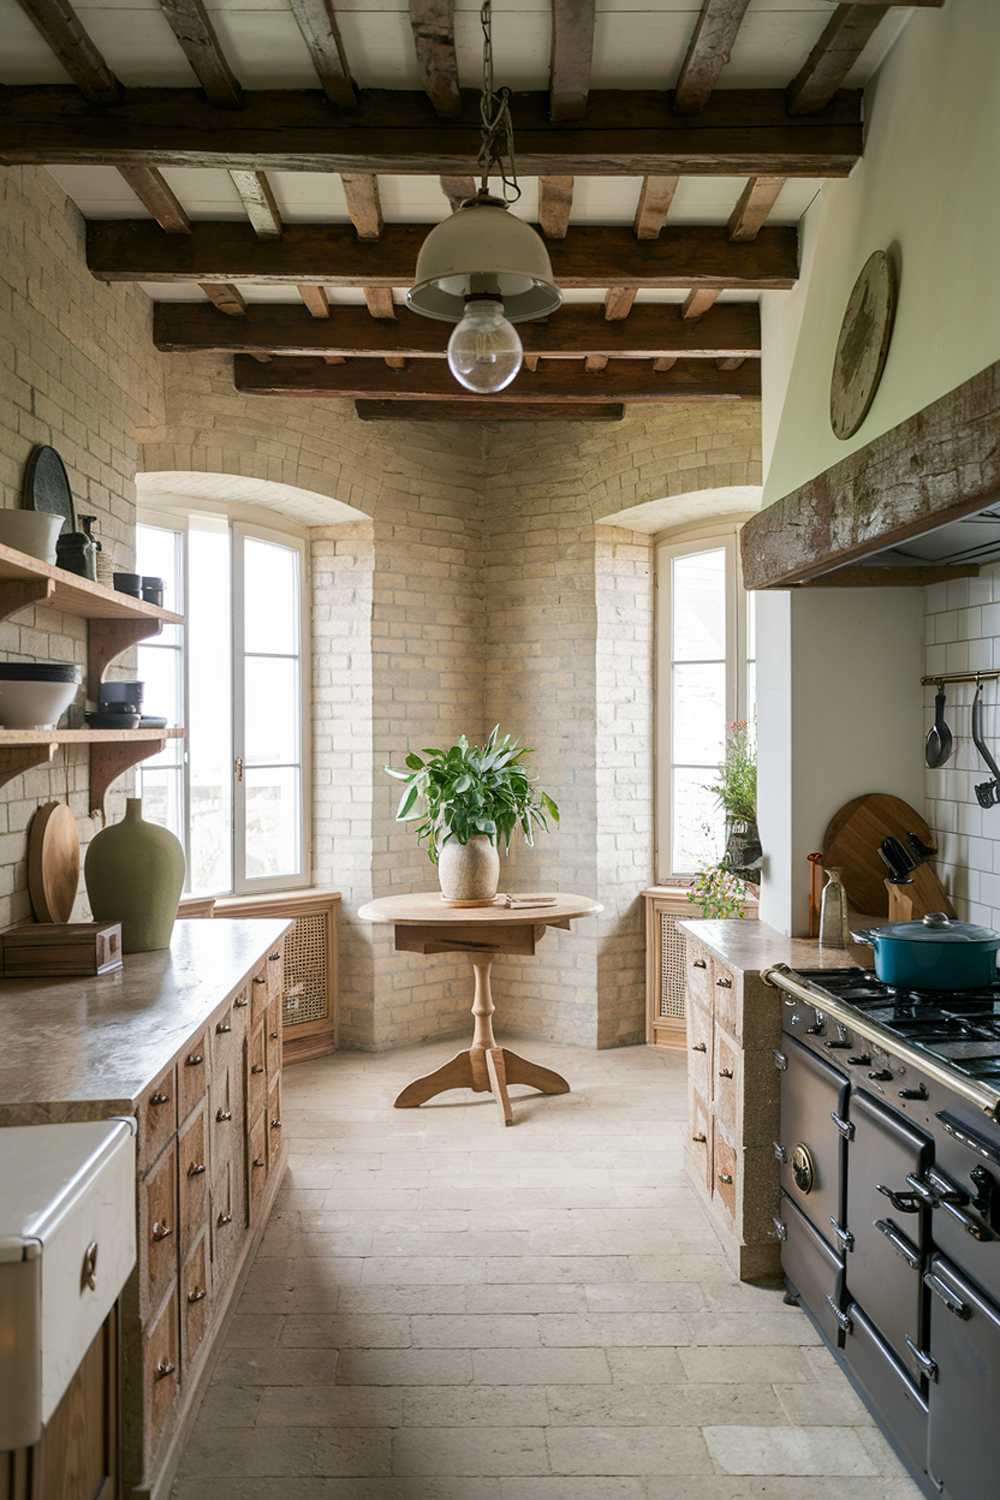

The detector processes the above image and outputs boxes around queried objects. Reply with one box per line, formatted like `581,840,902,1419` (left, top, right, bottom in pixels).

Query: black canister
57,530,97,580
141,576,165,608
114,572,142,598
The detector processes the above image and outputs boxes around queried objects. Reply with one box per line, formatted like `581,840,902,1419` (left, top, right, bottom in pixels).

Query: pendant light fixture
406,0,561,393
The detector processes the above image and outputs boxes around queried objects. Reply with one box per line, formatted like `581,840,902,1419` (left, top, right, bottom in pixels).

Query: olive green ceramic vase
85,797,186,953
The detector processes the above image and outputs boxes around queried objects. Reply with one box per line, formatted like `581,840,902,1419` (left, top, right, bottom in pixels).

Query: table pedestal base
393,954,569,1126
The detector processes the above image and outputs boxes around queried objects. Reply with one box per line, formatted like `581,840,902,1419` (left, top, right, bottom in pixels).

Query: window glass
672,548,725,660
188,520,232,896
137,524,184,849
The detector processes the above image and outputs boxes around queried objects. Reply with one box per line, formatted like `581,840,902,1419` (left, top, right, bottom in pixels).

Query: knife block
885,861,956,923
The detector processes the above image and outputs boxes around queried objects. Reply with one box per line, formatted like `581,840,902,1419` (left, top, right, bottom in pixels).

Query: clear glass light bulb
447,299,522,393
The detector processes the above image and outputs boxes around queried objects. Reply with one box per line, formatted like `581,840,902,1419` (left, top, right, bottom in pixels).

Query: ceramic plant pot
438,834,500,905
85,797,186,953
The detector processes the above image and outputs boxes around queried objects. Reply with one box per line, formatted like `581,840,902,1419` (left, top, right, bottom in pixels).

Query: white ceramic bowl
0,679,78,729
0,511,64,565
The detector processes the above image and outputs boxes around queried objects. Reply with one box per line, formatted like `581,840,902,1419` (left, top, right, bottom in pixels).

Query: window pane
245,657,300,766
140,766,184,846
189,521,232,894
746,589,756,661
672,662,725,765
137,645,183,767
243,537,300,655
245,767,301,879
672,548,725,661
672,767,723,873
137,524,182,645
746,661,757,736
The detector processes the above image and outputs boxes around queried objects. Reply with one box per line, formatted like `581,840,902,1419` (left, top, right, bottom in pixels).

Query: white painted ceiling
1,0,915,306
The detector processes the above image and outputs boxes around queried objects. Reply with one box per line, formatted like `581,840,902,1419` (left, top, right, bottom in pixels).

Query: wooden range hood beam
356,401,625,421
154,300,762,359
740,359,1000,590
91,221,797,290
233,354,762,401
0,86,862,177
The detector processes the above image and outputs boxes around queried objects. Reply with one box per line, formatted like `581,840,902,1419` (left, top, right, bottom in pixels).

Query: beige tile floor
173,1038,923,1500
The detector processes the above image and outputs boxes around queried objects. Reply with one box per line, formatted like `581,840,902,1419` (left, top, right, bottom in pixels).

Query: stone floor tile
703,1426,878,1476
501,1481,646,1499
188,1385,261,1428
402,1386,549,1427
603,1349,687,1383
281,1315,412,1347
686,1311,821,1347
391,1428,549,1476
211,1348,341,1387
583,1282,705,1312
336,1349,473,1385
545,1425,713,1475
362,1257,486,1285
852,1425,913,1475
472,1284,581,1314
314,1428,395,1476
473,1347,612,1385
223,1314,285,1349
257,1387,403,1426
545,1382,785,1427
410,1315,541,1347
178,1428,324,1477
485,1257,633,1284
774,1381,873,1426
537,1313,689,1347
628,1255,731,1282
677,1346,818,1384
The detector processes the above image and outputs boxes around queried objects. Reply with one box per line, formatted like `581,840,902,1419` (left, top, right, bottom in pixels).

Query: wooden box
1,921,123,977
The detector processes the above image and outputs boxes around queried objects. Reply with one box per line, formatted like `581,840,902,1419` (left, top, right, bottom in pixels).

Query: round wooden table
358,891,602,1126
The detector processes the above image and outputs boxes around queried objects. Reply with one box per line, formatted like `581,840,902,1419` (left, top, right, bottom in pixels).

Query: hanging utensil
925,683,953,768
971,682,1000,808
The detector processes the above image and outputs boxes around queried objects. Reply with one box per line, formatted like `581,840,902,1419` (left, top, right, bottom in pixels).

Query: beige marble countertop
0,917,290,1117
679,917,876,974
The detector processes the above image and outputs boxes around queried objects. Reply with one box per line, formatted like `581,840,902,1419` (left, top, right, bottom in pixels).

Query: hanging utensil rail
921,670,1000,686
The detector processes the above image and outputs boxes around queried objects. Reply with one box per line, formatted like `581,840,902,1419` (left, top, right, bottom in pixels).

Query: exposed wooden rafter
787,4,888,116
13,0,121,103
0,87,864,177
88,222,799,290
674,0,752,114
117,166,190,233
727,176,785,241
364,289,396,320
287,0,356,108
159,0,242,107
297,285,331,318
200,283,248,316
233,354,762,401
356,401,626,422
228,171,283,238
538,177,574,239
682,289,721,319
634,176,679,240
604,288,638,322
409,0,461,118
585,355,609,373
549,0,596,122
440,175,476,211
340,174,383,241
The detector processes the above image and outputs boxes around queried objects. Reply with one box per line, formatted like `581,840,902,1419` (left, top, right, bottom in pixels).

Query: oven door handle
923,1270,970,1319
874,1218,921,1270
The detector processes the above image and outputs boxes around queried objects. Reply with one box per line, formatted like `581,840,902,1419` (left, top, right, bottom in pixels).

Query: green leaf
541,792,560,823
405,752,424,771
396,783,420,820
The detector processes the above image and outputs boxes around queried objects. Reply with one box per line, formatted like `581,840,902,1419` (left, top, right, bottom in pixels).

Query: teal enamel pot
852,913,1000,990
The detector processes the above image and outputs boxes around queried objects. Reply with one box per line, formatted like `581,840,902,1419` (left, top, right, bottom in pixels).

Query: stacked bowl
0,663,81,729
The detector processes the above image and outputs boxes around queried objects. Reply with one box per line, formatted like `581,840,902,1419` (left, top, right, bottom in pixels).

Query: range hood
841,506,1000,572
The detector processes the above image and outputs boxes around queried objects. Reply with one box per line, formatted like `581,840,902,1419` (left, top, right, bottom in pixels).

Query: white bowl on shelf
0,664,81,730
0,511,64,566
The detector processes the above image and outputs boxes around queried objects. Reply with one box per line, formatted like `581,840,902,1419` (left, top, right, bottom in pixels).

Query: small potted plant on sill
385,726,560,906
688,720,761,920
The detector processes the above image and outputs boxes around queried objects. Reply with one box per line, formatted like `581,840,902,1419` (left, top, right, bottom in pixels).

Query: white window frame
138,508,311,897
654,519,752,884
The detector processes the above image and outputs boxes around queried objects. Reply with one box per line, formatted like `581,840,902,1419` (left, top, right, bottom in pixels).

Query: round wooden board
821,793,933,918
21,444,77,537
28,801,80,923
830,249,897,440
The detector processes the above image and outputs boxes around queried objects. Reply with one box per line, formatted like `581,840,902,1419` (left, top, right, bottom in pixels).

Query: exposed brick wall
0,166,167,926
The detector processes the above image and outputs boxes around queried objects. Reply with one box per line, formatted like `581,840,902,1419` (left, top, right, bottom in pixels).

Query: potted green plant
687,721,761,920
385,726,560,905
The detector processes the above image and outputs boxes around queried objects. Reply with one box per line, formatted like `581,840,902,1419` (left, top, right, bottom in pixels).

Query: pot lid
878,912,1000,944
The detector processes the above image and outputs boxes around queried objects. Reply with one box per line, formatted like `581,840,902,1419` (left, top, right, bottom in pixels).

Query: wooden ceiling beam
585,355,609,373
340,173,383,241
604,287,637,321
12,0,121,104
674,0,752,115
683,288,720,319
538,176,574,239
288,0,356,109
440,175,476,211
159,0,242,108
0,87,863,177
787,4,888,116
634,176,679,240
356,401,626,422
364,289,396,320
229,170,282,238
200,283,248,316
90,222,799,290
409,0,461,118
727,176,785,241
117,166,190,233
154,300,762,359
233,354,761,401
549,0,596,123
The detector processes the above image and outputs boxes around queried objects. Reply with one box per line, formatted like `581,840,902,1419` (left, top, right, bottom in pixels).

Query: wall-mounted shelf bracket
0,744,58,791
0,579,57,623
90,736,168,817
88,618,163,700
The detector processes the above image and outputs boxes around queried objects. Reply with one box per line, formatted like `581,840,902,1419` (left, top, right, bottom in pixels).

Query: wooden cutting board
821,793,935,918
28,801,80,923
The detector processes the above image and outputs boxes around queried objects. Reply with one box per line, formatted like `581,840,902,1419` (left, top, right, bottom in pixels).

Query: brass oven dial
791,1144,816,1195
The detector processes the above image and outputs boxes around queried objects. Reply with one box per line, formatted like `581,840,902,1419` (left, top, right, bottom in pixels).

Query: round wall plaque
829,249,897,441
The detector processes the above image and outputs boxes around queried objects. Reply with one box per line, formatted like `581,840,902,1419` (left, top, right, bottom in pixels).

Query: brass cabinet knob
150,1091,170,1106
691,1132,707,1144
187,1162,207,1177
253,976,267,987
251,1063,265,1075
691,1042,707,1053
719,1067,734,1079
234,996,249,1008
187,1287,207,1305
155,1359,176,1379
717,1171,734,1185
216,1108,232,1122
81,1241,98,1291
270,1118,281,1130
186,1052,204,1067
217,1211,233,1227
693,958,707,970
269,1030,279,1041
216,1021,232,1034
253,1155,265,1169
716,976,733,989
151,1221,173,1242
269,953,280,962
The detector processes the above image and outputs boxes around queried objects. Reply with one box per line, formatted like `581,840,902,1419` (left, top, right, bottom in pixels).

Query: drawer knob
691,1132,707,1144
692,958,707,970
152,1221,173,1242
187,1161,207,1177
719,1067,734,1079
717,1171,734,1185
251,1063,265,1075
716,976,733,990
270,1117,282,1130
253,976,267,987
216,1021,233,1034
187,1287,207,1305
186,1052,204,1067
269,953,280,962
155,1359,176,1380
216,1107,232,1122
81,1241,98,1292
150,1091,170,1106
253,1155,266,1169
217,1211,233,1227
691,1042,707,1053
269,1030,279,1041
234,996,249,1008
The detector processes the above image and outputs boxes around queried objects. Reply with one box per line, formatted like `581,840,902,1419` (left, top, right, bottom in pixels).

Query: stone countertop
0,917,291,1115
679,917,876,974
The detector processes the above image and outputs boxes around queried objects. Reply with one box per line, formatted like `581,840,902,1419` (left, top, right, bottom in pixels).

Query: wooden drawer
178,1030,209,1123
181,1234,210,1374
143,1287,179,1458
247,1021,267,1122
248,1111,268,1222
211,1002,237,1074
178,1100,209,1254
250,962,269,1026
713,962,738,1034
686,998,712,1097
210,1159,239,1292
265,997,282,1081
266,1074,283,1169
713,1026,740,1134
686,941,712,1011
266,940,284,1002
210,1058,240,1181
140,1141,178,1318
137,1063,177,1173
687,1085,711,1193
712,1129,738,1224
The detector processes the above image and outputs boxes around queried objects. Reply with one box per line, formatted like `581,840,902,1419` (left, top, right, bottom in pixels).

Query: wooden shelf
0,728,185,815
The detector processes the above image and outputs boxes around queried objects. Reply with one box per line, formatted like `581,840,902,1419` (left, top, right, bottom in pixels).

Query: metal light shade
407,197,562,324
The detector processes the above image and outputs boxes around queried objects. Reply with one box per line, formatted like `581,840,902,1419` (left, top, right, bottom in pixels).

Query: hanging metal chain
477,0,520,201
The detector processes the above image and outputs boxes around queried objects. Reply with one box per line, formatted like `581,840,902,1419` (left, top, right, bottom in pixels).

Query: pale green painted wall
763,0,1000,506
